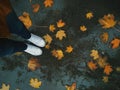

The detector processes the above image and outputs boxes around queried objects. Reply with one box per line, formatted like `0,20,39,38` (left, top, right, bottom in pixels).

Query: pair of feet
24,33,46,56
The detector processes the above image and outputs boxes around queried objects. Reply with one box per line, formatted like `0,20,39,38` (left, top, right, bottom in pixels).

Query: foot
24,44,42,56
27,33,46,47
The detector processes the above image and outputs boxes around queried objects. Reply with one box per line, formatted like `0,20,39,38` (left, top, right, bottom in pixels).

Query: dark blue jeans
0,11,31,57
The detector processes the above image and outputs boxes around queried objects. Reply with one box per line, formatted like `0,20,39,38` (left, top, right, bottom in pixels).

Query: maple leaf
0,83,10,90
49,24,56,32
57,19,66,28
66,83,76,90
32,4,40,13
102,76,109,83
99,14,117,29
86,12,93,19
65,45,73,53
100,32,109,43
56,30,66,40
43,34,52,44
28,58,41,71
44,0,53,7
97,56,107,68
19,12,32,29
65,82,76,90
80,25,87,32
30,78,42,88
87,61,97,71
111,38,120,49
90,50,99,60
51,49,64,60
45,44,50,49
104,64,113,75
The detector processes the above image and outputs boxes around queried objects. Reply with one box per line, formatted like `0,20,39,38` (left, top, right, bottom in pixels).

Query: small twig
113,27,120,32
32,25,48,28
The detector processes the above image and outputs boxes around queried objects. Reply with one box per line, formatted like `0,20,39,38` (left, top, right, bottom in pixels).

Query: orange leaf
28,58,41,71
100,32,109,43
51,49,64,60
104,64,113,75
111,38,120,49
86,12,93,19
57,19,66,28
99,14,117,29
19,12,32,29
80,25,87,32
65,82,76,90
87,61,97,71
43,34,52,44
49,24,56,32
56,30,66,40
45,44,50,49
44,0,53,7
65,45,73,53
32,4,40,13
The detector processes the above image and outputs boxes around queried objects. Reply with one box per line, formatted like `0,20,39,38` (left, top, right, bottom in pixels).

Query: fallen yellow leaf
30,78,42,88
51,49,64,60
43,34,52,44
80,25,87,32
65,82,76,90
90,50,99,60
49,24,56,32
56,30,66,40
86,12,93,19
57,19,66,28
0,83,10,90
65,45,73,53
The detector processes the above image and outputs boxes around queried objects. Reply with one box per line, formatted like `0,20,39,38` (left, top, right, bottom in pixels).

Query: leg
6,11,45,47
6,11,31,39
0,38,27,57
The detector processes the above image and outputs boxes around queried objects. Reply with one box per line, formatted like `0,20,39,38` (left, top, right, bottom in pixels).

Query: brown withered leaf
87,61,97,71
100,32,109,43
28,58,41,71
32,4,40,13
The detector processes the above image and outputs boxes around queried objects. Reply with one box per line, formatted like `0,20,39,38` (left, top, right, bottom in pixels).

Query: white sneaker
24,44,42,56
27,33,46,47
